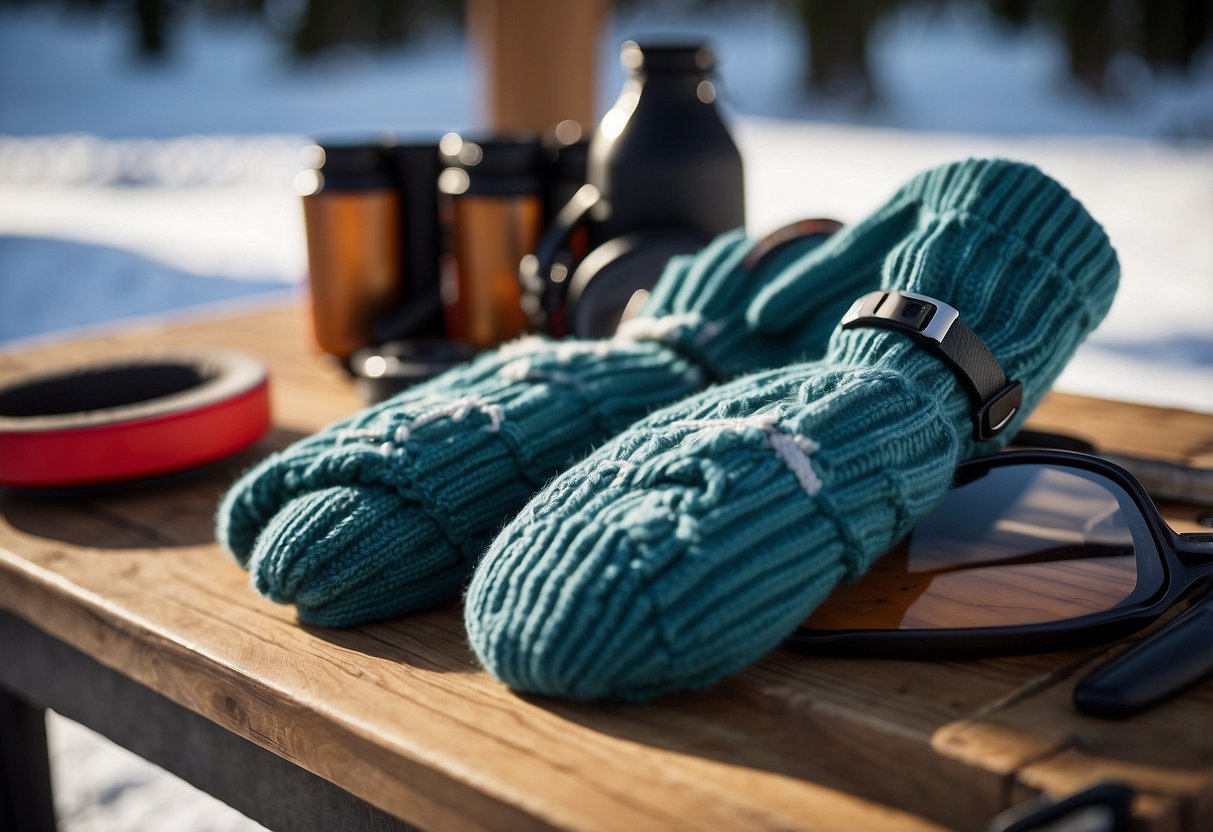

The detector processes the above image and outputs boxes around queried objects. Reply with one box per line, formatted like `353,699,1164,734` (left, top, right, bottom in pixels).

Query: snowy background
2,1,1211,830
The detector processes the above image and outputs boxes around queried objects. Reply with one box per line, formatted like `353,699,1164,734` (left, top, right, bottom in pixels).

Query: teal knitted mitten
216,221,887,626
465,158,1120,700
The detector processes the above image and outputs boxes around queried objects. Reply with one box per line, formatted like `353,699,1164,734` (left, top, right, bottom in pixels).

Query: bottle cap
621,40,715,74
542,122,590,183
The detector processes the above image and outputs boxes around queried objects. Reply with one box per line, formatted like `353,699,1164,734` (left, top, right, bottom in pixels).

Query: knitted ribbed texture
215,221,884,626
465,158,1120,700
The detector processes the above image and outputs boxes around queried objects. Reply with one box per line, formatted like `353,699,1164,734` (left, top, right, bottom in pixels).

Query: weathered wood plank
1,303,1211,831
0,540,953,831
935,612,1213,832
0,613,419,832
1026,393,1213,466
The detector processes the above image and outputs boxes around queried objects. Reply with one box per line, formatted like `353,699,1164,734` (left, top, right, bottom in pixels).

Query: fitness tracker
842,290,1023,441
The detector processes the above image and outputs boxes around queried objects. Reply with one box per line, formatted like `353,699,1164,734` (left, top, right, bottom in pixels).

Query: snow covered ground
1,2,1211,830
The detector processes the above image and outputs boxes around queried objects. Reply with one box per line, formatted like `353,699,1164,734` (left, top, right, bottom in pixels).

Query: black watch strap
841,290,1024,441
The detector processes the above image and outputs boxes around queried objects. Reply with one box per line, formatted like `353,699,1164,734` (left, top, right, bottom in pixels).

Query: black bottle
588,40,745,243
521,39,746,338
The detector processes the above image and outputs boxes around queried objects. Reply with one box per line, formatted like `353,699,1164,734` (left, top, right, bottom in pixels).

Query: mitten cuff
898,158,1115,293
749,159,1119,353
623,224,868,378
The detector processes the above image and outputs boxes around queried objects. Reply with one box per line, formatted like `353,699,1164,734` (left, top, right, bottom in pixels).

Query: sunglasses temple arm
1175,531,1213,558
1011,429,1213,506
1105,454,1213,506
1073,595,1213,718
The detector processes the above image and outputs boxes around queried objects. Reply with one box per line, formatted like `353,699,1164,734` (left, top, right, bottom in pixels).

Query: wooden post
468,0,609,132
0,689,56,832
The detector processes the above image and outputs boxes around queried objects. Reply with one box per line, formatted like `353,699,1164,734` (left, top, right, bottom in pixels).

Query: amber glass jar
438,134,543,349
297,142,400,360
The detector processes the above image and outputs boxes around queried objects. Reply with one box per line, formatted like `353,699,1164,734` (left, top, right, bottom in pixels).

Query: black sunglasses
788,449,1213,715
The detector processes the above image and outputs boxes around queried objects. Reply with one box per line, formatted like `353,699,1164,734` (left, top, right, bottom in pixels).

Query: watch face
868,290,938,332
845,290,959,344
889,297,935,330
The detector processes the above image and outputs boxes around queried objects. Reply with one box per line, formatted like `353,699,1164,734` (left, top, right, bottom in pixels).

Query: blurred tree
134,0,168,58
792,0,899,105
1141,0,1212,69
1057,0,1120,93
986,0,1032,25
286,0,462,58
16,0,1212,98
989,0,1213,94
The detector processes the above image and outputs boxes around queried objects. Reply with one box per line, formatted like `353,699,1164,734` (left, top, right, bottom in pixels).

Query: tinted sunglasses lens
805,462,1154,631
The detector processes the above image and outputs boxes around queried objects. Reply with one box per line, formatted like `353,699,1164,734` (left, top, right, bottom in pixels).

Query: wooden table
1,303,1211,832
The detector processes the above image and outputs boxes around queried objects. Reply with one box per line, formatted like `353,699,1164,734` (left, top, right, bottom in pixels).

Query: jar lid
439,132,542,174
299,141,394,192
438,132,542,196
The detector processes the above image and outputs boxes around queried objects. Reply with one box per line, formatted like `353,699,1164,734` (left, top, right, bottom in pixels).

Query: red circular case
0,351,271,489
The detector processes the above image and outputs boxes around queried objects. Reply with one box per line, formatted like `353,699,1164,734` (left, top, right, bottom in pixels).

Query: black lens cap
351,340,477,404
566,229,710,339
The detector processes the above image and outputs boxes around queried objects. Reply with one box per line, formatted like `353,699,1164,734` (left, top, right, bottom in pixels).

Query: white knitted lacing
615,314,723,351
499,358,586,391
335,397,506,458
666,413,823,497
